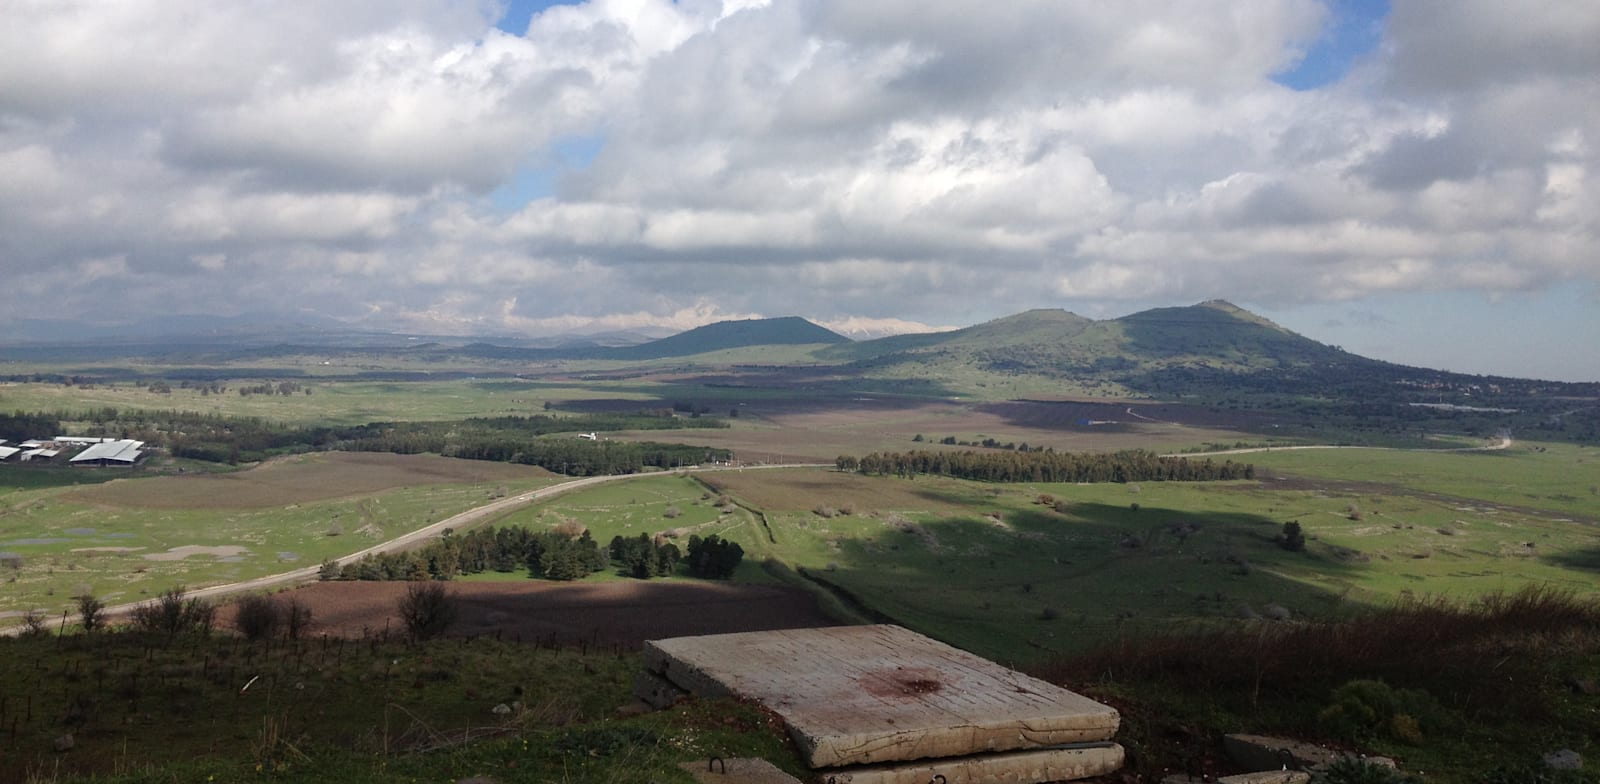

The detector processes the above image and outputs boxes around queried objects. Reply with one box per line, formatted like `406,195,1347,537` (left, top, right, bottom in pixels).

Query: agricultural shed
0,446,20,462
70,439,145,467
55,436,116,445
18,440,45,449
21,448,60,462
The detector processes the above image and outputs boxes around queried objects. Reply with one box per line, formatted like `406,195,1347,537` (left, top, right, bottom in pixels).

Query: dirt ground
254,579,839,648
68,452,554,509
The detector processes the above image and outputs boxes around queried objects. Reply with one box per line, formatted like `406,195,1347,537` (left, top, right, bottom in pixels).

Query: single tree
398,582,458,641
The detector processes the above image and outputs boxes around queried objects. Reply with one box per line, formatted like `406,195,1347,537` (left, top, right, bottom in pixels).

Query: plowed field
266,580,838,648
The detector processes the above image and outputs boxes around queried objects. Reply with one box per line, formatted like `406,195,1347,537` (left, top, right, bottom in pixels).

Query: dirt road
9,463,825,634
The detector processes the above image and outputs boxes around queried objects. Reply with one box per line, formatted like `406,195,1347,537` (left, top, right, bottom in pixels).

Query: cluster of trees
836,449,1254,483
685,534,744,579
323,524,609,582
0,411,60,442
609,534,681,578
238,381,308,396
914,434,1045,451
318,525,746,584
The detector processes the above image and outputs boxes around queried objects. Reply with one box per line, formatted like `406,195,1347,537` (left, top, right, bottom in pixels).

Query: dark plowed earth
266,580,840,647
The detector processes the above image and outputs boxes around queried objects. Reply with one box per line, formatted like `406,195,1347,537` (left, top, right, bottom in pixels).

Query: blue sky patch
1273,0,1389,90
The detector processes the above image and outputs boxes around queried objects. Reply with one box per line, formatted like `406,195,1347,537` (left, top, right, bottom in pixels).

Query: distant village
0,436,146,467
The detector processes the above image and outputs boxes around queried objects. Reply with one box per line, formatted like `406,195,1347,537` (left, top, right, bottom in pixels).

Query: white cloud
0,0,1595,380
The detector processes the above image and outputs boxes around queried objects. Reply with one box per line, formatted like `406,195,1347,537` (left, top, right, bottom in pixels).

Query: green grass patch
0,630,802,782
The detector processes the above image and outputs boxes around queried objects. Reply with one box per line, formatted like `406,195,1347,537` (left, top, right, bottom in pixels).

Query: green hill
607,316,849,360
817,300,1375,397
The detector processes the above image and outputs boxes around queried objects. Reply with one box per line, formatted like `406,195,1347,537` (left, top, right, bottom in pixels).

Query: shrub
1280,521,1307,552
1316,756,1422,784
234,594,281,641
318,559,341,581
284,596,313,640
1318,679,1442,744
398,582,458,641
76,593,106,633
130,585,216,636
20,609,49,638
662,505,682,519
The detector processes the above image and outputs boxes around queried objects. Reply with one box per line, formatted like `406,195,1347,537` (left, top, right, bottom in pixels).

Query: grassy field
0,454,558,618
0,631,802,783
1247,441,1600,518
0,378,662,426
483,445,1600,667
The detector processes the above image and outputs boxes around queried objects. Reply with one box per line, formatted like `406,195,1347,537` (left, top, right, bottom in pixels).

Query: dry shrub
234,594,280,641
1041,585,1600,719
550,517,588,538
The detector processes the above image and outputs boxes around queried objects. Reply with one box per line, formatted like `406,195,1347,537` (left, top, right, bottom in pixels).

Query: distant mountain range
4,302,1589,399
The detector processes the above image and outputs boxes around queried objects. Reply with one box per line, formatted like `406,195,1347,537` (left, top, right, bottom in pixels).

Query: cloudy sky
2,0,1597,380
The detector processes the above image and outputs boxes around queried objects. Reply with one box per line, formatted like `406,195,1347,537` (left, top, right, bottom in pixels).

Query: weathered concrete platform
643,625,1121,775
819,743,1124,784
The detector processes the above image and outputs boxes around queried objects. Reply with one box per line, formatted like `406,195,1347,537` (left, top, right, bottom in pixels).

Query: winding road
7,463,825,635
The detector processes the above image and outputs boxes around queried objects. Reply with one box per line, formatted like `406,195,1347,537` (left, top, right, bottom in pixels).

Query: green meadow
0,463,557,617
490,444,1600,666
0,378,662,426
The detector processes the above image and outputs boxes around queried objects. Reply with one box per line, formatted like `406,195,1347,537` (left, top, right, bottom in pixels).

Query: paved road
7,462,826,635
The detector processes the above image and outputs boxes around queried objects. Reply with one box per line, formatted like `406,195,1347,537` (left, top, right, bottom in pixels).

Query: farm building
21,448,60,462
69,439,145,467
0,446,20,462
55,436,116,446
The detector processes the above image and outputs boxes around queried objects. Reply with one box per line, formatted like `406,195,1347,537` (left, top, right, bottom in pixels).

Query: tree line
321,526,744,583
836,448,1253,483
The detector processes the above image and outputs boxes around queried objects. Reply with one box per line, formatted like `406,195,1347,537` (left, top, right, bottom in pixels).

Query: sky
1,1,1597,381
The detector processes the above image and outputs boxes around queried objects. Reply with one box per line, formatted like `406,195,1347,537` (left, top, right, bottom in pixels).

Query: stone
615,700,653,718
1261,605,1292,622
1544,749,1583,771
53,733,75,752
490,703,512,715
634,668,689,710
1218,772,1312,784
819,743,1124,784
680,757,803,784
1223,734,1336,772
645,625,1119,770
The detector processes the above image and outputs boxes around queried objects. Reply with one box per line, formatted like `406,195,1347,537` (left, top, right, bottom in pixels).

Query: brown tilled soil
254,580,839,648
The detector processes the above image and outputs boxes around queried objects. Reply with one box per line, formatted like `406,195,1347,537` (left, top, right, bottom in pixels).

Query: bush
284,596,313,640
1318,679,1443,744
234,594,281,641
1280,521,1307,552
130,585,215,636
20,609,49,638
1316,755,1422,784
76,593,106,633
398,582,458,641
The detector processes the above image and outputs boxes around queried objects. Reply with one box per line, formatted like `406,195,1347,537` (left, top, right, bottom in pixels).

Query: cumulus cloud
0,0,1595,348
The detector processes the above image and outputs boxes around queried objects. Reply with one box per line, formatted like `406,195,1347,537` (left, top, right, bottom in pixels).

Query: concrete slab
816,743,1124,784
681,758,804,784
644,625,1120,769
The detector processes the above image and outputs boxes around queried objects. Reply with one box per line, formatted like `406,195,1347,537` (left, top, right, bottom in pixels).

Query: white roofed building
70,439,145,467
